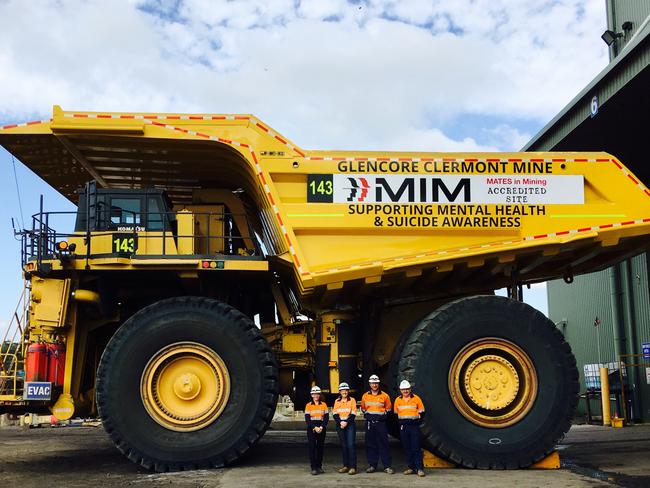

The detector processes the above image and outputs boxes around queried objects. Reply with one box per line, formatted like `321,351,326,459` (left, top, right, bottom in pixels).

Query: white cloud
383,127,500,152
0,0,609,320
297,0,351,20
0,0,608,153
482,125,532,152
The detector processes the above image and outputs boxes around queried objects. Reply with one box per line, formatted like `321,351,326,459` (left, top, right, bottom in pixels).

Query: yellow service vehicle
1,106,649,471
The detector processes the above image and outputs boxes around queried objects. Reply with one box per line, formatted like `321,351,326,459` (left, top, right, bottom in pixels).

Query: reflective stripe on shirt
394,394,425,420
333,397,357,420
361,391,392,416
305,402,328,420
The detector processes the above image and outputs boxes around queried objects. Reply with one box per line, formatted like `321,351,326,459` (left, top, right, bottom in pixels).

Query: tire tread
397,295,579,469
96,296,278,472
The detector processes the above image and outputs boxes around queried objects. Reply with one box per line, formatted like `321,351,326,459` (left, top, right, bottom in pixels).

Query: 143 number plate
112,234,138,254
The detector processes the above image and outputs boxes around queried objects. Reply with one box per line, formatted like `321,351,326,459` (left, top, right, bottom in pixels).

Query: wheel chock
422,450,455,468
531,451,560,469
422,450,560,469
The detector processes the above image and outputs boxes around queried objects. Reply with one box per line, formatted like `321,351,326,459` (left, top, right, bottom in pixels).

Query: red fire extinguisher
25,343,48,382
47,343,66,388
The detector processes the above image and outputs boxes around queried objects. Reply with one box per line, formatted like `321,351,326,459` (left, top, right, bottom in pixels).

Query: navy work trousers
365,420,391,468
307,427,326,470
336,421,357,469
400,423,423,471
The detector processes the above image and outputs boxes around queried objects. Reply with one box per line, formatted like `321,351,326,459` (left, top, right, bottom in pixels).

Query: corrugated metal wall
630,254,650,352
548,269,616,366
609,0,650,43
548,253,650,420
628,254,650,420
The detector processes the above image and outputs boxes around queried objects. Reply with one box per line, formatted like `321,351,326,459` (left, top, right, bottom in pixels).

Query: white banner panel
331,174,584,205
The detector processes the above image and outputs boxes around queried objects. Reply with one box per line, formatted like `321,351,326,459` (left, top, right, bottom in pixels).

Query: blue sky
0,0,611,328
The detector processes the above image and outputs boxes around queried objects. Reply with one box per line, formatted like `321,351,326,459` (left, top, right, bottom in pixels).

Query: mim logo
333,174,471,204
345,177,370,202
374,177,471,203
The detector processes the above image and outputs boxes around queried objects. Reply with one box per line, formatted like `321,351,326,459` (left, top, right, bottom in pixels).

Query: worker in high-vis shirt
304,386,328,475
360,375,394,474
394,380,426,477
333,382,357,475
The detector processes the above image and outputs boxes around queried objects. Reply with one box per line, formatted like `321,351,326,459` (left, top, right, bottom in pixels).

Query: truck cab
75,184,176,234
22,180,262,272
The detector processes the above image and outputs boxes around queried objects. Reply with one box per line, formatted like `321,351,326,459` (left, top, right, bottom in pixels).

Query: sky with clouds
0,0,611,328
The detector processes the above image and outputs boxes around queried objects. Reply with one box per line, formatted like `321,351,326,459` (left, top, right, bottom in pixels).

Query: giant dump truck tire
96,297,278,471
397,295,578,469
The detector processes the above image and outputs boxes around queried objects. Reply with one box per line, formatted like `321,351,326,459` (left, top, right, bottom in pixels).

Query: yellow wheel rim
141,342,230,432
448,338,537,428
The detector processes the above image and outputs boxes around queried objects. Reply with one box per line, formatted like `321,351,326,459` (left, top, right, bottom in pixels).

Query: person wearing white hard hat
394,380,426,477
360,375,394,474
333,382,358,475
304,385,328,475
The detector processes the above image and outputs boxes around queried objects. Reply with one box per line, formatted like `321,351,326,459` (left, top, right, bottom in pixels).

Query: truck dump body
2,106,648,306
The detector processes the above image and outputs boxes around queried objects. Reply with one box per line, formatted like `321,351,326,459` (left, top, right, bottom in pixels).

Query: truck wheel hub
448,338,537,428
141,342,230,432
173,373,202,400
464,355,519,410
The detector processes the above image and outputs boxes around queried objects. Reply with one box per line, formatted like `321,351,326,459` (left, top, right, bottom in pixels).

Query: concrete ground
0,423,648,488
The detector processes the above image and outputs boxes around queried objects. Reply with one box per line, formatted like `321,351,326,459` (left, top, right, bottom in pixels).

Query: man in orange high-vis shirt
394,380,426,477
360,375,394,474
305,385,329,475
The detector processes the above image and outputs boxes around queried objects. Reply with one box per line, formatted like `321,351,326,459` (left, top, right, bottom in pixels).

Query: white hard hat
338,382,350,390
399,380,412,389
310,386,321,394
369,375,380,383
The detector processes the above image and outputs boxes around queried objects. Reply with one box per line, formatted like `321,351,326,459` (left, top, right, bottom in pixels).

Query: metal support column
608,265,626,362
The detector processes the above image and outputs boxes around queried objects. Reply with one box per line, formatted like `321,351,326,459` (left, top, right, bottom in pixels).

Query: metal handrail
0,284,28,398
617,353,650,422
0,353,21,397
20,209,258,266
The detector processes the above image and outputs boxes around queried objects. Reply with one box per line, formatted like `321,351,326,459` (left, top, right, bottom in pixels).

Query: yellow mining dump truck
1,106,649,471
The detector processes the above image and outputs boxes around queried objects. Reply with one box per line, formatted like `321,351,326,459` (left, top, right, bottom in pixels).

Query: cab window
110,198,141,225
148,197,164,230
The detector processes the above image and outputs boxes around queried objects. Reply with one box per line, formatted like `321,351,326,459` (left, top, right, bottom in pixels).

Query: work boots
338,467,349,473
